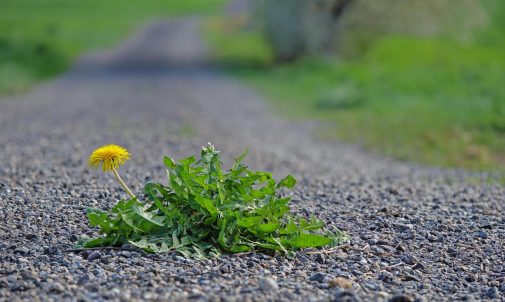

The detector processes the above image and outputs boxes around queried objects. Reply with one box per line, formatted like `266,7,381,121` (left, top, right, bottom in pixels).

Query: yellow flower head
89,144,130,172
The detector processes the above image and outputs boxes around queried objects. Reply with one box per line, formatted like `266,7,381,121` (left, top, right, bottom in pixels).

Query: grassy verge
0,0,226,94
204,13,505,172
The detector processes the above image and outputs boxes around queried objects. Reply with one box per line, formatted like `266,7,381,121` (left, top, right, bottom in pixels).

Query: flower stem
112,167,135,199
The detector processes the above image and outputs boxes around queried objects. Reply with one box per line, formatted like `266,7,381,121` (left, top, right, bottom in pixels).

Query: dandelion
89,144,135,198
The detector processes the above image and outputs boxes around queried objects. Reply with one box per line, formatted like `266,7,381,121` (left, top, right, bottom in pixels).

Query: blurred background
1,0,504,172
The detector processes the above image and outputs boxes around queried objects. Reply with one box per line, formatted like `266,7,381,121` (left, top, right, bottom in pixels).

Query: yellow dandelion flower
89,144,135,199
89,144,130,172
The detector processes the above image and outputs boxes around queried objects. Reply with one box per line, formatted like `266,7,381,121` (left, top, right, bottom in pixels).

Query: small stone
447,247,458,256
119,251,131,258
485,287,499,299
309,272,326,283
174,255,186,263
368,238,379,245
499,284,505,293
389,295,413,302
44,246,61,255
333,290,356,302
401,274,419,282
6,275,17,282
480,224,493,229
20,270,36,280
101,255,112,264
25,234,38,240
427,235,437,242
378,273,394,283
14,247,30,256
111,274,123,282
87,251,101,261
315,253,326,263
9,281,25,292
240,287,254,294
219,264,232,274
77,275,90,285
378,207,388,213
328,277,353,289
371,262,380,271
258,277,279,291
360,264,370,273
476,230,488,239
335,252,349,261
49,283,65,293
395,244,406,252
400,254,417,265
465,274,476,282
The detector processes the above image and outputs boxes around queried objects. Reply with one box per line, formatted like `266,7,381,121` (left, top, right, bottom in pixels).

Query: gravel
1,18,504,302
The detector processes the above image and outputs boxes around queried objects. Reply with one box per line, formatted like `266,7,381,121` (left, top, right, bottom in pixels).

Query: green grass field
205,3,505,171
0,0,226,94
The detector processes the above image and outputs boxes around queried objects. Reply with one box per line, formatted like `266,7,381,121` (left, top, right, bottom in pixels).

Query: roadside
204,2,505,173
0,0,226,95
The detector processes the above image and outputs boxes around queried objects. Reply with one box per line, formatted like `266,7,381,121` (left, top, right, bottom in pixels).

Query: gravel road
0,18,504,302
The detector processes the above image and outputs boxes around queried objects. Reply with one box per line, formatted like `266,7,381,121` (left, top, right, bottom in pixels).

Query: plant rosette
79,143,349,258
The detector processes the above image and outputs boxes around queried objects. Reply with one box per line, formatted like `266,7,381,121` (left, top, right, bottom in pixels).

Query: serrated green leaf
232,148,249,170
132,205,166,227
78,236,116,248
237,216,263,228
86,208,114,233
172,230,181,248
163,156,176,169
176,247,192,258
257,221,280,233
277,175,297,188
288,233,332,248
298,217,325,231
230,244,252,253
190,195,218,217
280,219,298,235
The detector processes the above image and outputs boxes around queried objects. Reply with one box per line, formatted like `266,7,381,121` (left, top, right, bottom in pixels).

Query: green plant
79,144,348,258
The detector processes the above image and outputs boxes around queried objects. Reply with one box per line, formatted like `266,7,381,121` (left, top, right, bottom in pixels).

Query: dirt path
0,19,503,302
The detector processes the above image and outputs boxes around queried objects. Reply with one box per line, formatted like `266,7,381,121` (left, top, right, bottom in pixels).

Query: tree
257,0,487,62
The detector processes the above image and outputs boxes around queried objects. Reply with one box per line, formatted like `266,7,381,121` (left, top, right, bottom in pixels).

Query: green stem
112,167,135,199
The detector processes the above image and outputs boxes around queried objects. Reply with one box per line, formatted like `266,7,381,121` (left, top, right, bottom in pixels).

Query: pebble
333,290,357,302
328,277,353,289
476,230,488,239
400,254,417,265
48,283,65,293
87,251,101,261
485,287,499,299
258,277,279,291
389,295,413,302
309,272,327,283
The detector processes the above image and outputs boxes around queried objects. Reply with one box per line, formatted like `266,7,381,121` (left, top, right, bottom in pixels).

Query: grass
0,0,227,94
204,8,505,172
